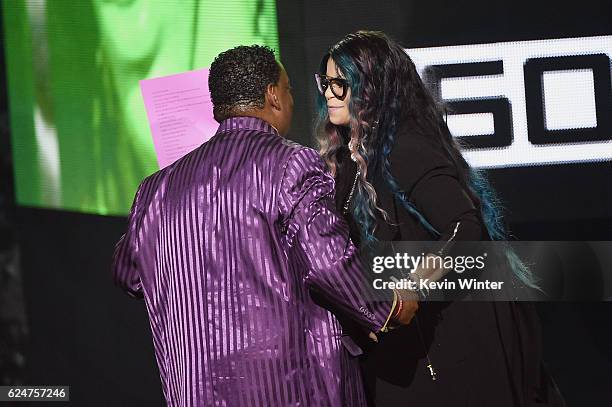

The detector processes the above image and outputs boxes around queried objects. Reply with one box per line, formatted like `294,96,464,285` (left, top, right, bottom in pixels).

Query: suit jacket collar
217,116,278,135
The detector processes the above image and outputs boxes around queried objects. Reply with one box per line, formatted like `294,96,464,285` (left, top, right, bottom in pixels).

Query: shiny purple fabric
112,116,391,406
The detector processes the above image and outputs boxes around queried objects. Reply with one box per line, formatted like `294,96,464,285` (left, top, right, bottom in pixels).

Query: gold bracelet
380,289,398,333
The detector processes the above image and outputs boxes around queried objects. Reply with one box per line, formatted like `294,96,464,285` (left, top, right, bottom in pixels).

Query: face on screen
325,58,351,127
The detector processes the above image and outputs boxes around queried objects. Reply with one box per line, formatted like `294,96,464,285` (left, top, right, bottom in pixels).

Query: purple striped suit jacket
112,116,391,406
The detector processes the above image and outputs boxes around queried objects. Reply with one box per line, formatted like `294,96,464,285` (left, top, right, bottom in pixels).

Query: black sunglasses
314,73,349,101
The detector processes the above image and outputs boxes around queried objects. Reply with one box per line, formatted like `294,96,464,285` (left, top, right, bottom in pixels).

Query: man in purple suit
113,45,417,406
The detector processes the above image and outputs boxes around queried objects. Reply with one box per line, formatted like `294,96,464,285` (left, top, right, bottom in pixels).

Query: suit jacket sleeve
112,179,147,299
278,147,393,333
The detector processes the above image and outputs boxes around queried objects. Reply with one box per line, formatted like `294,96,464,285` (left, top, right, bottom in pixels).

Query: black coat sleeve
390,134,485,242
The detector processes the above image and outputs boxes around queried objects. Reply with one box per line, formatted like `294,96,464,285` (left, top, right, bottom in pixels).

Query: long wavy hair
315,31,536,287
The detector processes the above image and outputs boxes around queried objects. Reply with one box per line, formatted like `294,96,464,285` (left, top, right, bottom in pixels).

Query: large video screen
408,36,612,168
2,0,279,216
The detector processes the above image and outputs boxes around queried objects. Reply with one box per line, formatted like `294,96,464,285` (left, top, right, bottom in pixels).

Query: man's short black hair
209,45,281,122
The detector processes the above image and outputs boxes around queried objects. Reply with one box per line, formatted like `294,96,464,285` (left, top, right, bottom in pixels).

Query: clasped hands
369,253,451,342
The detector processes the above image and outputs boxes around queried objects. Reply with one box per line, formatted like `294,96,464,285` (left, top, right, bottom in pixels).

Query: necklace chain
342,168,360,214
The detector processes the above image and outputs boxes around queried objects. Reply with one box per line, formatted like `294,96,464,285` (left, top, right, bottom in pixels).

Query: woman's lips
328,106,342,111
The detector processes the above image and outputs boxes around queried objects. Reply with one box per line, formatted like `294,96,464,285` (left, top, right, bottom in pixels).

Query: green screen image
2,0,279,215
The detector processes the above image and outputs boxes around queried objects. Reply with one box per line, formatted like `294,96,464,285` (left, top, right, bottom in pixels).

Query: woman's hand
368,291,419,342
395,296,419,326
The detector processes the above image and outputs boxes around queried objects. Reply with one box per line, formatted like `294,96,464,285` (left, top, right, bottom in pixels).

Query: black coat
333,124,565,407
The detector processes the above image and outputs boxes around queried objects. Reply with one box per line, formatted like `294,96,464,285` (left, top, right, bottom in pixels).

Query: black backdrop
1,1,611,405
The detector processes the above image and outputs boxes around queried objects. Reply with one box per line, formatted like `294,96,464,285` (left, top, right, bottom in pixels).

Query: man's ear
266,83,281,110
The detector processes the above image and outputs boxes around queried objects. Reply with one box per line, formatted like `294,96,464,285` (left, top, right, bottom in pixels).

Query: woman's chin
329,116,349,127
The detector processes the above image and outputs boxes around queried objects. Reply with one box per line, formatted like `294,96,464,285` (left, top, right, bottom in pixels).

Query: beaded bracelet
391,297,404,321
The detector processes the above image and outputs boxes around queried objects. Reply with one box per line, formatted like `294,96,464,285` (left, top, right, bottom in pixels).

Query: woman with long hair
315,31,564,406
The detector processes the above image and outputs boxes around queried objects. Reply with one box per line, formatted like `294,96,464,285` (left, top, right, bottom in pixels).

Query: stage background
3,0,279,216
1,0,611,405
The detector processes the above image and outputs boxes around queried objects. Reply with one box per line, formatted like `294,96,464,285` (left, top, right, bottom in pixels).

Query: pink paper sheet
140,68,218,169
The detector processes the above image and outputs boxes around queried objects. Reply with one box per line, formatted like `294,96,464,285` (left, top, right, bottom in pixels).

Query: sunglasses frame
314,73,350,101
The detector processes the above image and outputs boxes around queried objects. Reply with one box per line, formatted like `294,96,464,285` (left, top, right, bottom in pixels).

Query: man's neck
233,109,280,135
